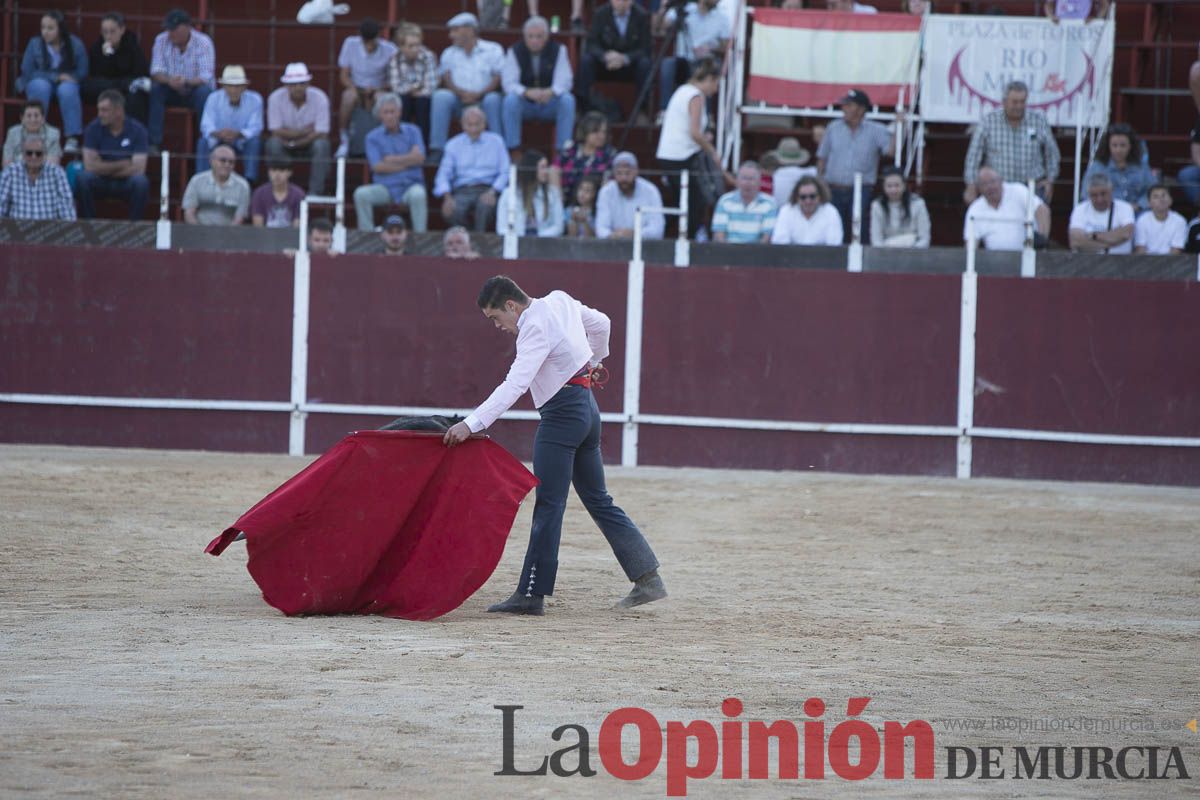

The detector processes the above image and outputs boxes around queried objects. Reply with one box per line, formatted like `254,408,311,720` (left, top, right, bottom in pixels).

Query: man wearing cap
198,65,263,181
577,0,652,115
148,8,215,152
265,63,332,196
712,161,776,243
336,18,398,159
433,105,509,232
595,151,664,239
379,214,408,255
501,16,575,153
429,13,504,162
816,87,893,244
353,92,428,232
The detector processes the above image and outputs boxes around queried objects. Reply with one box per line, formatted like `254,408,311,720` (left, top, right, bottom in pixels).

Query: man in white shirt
595,151,665,239
501,16,575,152
1133,184,1187,255
963,167,1050,251
429,13,504,159
443,276,665,615
770,176,843,245
1068,173,1135,254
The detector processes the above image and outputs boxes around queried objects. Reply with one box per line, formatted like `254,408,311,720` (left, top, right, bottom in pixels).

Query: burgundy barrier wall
2,246,1198,484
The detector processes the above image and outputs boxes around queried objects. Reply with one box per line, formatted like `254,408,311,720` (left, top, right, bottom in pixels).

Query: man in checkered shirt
962,80,1061,206
148,8,215,152
0,133,75,220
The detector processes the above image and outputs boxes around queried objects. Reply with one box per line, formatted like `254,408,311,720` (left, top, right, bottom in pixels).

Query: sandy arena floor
0,444,1197,799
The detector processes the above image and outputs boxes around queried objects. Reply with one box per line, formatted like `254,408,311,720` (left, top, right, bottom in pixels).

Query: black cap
839,88,871,108
360,18,381,40
383,214,407,230
164,8,192,29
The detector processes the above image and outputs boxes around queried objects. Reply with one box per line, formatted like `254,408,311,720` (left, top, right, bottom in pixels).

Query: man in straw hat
265,62,332,196
199,65,263,181
760,135,815,207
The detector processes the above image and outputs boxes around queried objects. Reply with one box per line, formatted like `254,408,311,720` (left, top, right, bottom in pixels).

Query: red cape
206,431,538,620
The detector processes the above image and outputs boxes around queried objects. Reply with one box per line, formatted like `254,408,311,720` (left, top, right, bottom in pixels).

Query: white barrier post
1021,178,1037,278
332,157,347,253
298,198,309,254
503,162,518,259
957,216,979,479
290,198,313,455
156,150,171,249
623,245,646,467
675,170,690,267
847,171,864,272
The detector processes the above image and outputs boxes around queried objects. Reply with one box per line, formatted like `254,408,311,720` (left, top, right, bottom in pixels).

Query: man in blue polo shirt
77,89,149,219
352,92,427,232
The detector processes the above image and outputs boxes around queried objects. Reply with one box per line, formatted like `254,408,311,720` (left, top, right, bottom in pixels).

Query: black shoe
615,569,667,609
487,590,545,615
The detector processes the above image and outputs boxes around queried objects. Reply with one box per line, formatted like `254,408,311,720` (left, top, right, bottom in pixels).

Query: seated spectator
198,66,263,182
553,111,615,207
353,93,428,232
596,151,664,239
265,63,332,196
771,176,843,245
17,10,87,154
443,225,479,259
1185,212,1200,253
251,159,305,227
497,149,564,236
964,167,1049,251
1133,185,1186,255
389,23,437,146
1042,0,1109,22
148,9,215,153
182,143,251,225
284,219,339,256
827,0,879,13
712,161,776,243
336,18,397,159
655,0,730,116
523,0,587,32
577,0,652,115
433,105,509,232
566,173,601,238
501,16,576,153
760,137,815,208
380,214,407,255
3,101,61,168
0,134,75,220
1068,173,1135,254
76,89,149,220
82,12,150,125
656,58,724,239
1082,124,1154,212
429,13,504,160
870,166,931,248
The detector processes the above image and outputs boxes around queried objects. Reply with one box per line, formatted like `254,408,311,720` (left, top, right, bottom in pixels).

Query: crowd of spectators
1,2,1197,259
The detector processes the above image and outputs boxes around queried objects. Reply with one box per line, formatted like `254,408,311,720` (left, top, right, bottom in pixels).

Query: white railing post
156,150,171,249
503,162,518,259
957,216,979,479
298,198,309,254
675,170,690,267
332,157,347,252
622,253,646,468
289,245,311,456
847,170,864,272
1021,178,1037,278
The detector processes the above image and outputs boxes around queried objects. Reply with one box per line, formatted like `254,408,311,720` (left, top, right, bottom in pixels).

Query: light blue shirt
596,177,664,239
366,122,425,201
438,40,505,94
434,130,510,196
200,88,264,146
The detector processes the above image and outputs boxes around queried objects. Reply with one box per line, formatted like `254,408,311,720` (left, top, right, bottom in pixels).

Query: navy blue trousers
518,383,659,597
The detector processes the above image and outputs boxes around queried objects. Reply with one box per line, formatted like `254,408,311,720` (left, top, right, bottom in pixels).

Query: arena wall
2,244,1197,485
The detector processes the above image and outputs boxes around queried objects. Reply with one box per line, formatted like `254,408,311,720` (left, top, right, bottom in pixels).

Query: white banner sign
919,14,1114,127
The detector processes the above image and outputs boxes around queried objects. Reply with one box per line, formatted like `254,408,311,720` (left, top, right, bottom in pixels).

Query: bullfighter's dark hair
478,276,529,310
